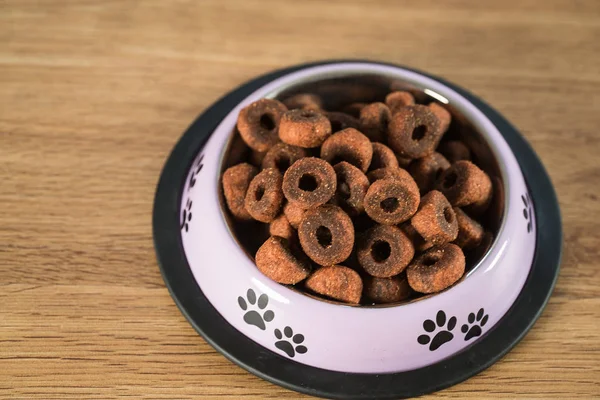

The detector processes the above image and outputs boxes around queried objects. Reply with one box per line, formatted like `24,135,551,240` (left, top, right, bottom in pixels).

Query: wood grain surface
1,1,599,398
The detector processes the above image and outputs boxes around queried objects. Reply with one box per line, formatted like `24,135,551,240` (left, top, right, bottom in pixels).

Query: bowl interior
218,72,506,306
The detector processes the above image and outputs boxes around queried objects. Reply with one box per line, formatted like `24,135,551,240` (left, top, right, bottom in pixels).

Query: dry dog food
237,99,288,152
223,88,495,305
364,274,412,303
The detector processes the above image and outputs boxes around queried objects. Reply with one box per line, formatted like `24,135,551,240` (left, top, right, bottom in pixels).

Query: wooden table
2,1,599,398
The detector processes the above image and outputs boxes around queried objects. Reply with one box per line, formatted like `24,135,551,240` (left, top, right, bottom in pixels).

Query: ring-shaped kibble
279,109,332,148
357,224,414,278
359,102,391,143
410,190,458,245
388,105,443,159
406,243,466,294
305,265,363,304
237,99,288,152
453,207,484,249
255,236,311,284
429,102,452,135
325,111,361,133
244,168,284,223
282,157,336,209
409,152,451,194
364,274,412,304
332,161,370,216
320,128,373,173
282,93,323,111
385,91,415,114
369,143,399,171
298,204,354,266
261,143,308,173
367,166,417,186
438,140,471,163
435,160,492,207
364,178,420,225
222,163,258,221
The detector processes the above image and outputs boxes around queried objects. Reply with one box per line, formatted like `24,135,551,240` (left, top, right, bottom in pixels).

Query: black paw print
417,310,457,351
189,154,204,189
274,326,307,358
461,308,489,341
237,289,274,330
180,199,192,232
522,192,532,233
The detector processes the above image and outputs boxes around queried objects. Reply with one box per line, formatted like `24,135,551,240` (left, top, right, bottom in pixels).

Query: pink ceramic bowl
153,61,561,399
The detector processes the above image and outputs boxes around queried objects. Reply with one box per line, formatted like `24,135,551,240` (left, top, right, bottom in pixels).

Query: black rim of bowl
152,60,562,400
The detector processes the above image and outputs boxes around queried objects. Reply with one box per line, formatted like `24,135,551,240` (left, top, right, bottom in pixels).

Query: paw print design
188,154,205,189
522,192,533,233
274,326,307,358
417,310,457,351
180,199,192,232
461,308,489,341
237,289,274,330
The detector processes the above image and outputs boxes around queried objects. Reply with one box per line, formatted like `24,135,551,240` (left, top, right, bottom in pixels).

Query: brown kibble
269,214,295,240
359,102,391,143
357,224,414,278
411,190,458,245
409,152,451,194
332,162,370,216
282,93,323,111
364,274,412,304
298,204,354,266
226,90,497,306
255,236,311,284
367,167,414,184
237,99,287,152
438,140,471,163
369,143,399,171
385,91,415,114
222,163,258,221
321,128,373,173
453,207,484,249
244,168,284,223
406,243,465,294
388,105,443,158
364,168,420,225
436,160,492,207
343,102,367,118
283,157,336,208
262,143,308,173
283,202,306,229
279,109,332,148
326,111,361,133
401,223,434,252
428,103,451,134
364,178,420,225
305,265,363,304
463,192,492,217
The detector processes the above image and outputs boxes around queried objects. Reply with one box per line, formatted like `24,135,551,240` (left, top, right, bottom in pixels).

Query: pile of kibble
221,91,492,305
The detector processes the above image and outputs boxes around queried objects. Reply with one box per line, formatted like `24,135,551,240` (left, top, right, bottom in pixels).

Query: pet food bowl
153,61,561,399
